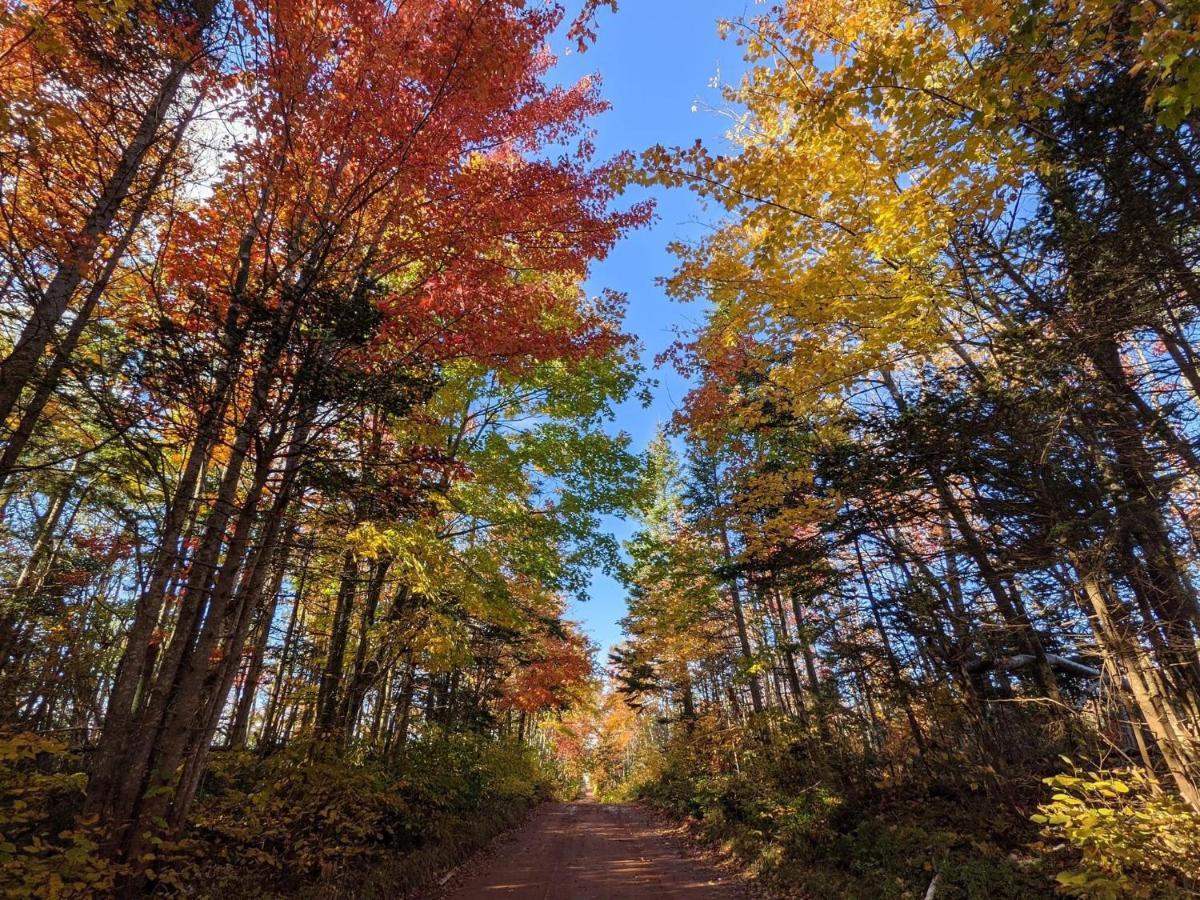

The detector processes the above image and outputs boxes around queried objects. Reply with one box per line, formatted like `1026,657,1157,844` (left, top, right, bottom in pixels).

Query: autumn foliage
0,0,638,892
6,0,1200,896
608,0,1200,896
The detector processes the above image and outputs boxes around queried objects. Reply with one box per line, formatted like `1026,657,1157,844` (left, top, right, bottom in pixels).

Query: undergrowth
620,716,1200,898
0,730,557,898
621,717,1059,900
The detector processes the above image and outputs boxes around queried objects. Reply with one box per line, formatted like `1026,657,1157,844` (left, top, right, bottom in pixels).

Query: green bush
0,732,122,898
1033,764,1200,898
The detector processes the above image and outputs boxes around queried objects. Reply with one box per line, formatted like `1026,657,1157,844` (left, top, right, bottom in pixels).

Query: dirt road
440,802,745,899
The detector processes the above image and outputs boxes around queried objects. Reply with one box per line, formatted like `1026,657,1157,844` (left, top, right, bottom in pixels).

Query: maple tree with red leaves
0,0,644,889
499,626,594,717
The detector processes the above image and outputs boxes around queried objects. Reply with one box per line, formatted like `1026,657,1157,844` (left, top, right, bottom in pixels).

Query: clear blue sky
550,2,750,662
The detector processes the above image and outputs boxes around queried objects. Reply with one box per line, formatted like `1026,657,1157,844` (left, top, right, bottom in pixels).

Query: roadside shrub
0,729,551,898
184,733,553,896
628,722,1045,899
1033,763,1200,898
0,731,121,898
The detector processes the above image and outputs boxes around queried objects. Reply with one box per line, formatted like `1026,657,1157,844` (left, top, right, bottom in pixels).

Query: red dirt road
440,801,746,899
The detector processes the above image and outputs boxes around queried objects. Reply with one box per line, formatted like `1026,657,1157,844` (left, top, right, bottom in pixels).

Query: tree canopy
3,1,1200,896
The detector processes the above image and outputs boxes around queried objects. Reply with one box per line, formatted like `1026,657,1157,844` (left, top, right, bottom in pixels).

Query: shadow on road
441,801,744,899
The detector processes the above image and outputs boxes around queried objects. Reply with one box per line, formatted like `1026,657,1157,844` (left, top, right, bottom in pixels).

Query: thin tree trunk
0,93,205,492
0,5,216,422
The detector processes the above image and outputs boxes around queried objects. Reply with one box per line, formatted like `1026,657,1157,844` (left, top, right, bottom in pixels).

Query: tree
0,0,649,881
641,0,1200,810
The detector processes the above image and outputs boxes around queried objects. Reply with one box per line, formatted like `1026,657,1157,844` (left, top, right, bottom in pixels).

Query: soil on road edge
437,801,748,899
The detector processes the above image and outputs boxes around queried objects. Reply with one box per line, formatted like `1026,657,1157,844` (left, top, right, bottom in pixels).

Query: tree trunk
717,526,764,715
0,94,204,492
0,4,216,423
1074,554,1200,811
316,551,360,737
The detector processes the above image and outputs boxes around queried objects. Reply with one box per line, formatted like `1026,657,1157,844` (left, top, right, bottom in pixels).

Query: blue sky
550,2,751,663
